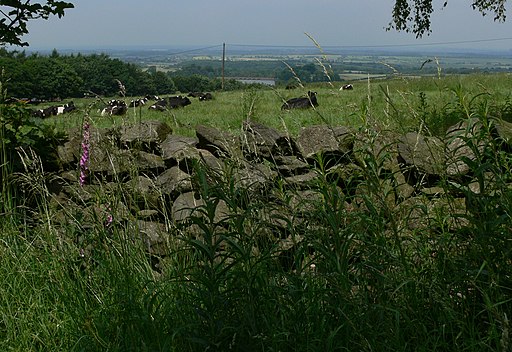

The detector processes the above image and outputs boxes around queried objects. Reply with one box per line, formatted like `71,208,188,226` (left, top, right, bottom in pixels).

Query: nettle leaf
4,123,15,133
17,125,37,140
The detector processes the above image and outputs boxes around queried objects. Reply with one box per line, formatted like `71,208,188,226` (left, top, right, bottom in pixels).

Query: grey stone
196,124,240,157
398,132,445,176
445,118,485,176
120,120,172,150
155,166,193,199
242,119,299,159
297,125,354,159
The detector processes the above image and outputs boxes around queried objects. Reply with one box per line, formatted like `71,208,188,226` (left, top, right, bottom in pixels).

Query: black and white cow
188,92,213,101
199,92,213,101
149,95,191,111
33,106,57,118
168,95,192,108
56,101,76,115
144,94,160,101
101,99,127,116
281,91,318,110
340,84,353,91
148,99,167,111
32,101,76,118
129,97,148,107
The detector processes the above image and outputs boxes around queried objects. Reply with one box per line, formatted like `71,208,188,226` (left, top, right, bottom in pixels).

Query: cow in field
168,95,191,108
148,99,167,111
199,92,213,101
129,97,148,107
57,101,76,115
145,94,160,101
188,92,213,101
149,95,191,111
32,101,76,118
26,98,46,105
101,99,127,116
281,91,318,110
340,84,353,91
33,106,57,118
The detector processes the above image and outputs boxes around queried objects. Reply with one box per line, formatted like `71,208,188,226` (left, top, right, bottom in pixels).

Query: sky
14,0,512,52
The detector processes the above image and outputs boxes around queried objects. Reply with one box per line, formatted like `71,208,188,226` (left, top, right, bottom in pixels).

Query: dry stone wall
49,117,512,269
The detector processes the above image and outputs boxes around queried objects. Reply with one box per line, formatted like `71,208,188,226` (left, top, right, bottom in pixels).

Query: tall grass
0,77,14,224
1,72,512,351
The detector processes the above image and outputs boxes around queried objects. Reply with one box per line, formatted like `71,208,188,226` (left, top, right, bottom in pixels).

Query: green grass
39,72,512,138
1,72,512,351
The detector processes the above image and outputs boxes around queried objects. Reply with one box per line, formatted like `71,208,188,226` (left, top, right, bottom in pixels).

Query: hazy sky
17,0,512,51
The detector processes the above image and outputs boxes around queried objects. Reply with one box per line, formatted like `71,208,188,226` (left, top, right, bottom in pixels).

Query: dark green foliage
170,73,247,92
152,70,176,95
275,62,332,83
180,59,340,85
0,94,66,217
175,60,287,80
171,74,216,93
0,100,64,172
0,49,176,99
176,62,221,78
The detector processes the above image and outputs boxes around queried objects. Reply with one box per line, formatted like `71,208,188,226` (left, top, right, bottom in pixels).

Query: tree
171,74,214,93
0,1,74,47
151,71,176,95
389,0,507,37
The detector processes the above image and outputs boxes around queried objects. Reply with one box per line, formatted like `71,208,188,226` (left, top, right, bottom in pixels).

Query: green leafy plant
0,81,66,220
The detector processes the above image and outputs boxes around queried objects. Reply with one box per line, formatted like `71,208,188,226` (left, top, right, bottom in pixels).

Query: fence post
222,43,226,90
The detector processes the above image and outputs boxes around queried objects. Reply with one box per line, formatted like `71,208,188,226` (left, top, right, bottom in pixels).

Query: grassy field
1,72,512,351
41,72,512,138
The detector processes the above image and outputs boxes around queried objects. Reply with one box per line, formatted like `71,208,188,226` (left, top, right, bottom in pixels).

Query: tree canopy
389,0,508,37
0,49,179,98
0,0,74,47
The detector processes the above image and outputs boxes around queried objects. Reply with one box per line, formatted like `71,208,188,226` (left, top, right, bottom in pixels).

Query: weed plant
1,71,512,351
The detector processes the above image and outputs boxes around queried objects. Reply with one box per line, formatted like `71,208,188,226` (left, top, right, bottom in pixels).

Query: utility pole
221,43,225,90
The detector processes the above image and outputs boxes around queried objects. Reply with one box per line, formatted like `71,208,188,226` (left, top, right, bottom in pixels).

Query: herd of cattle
32,101,77,118
22,85,355,118
99,93,211,116
25,92,213,118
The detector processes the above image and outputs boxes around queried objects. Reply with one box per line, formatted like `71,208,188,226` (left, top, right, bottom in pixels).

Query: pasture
40,72,512,139
2,72,512,351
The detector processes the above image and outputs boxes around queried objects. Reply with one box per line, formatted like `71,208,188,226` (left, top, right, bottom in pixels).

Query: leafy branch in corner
0,0,74,47
388,0,507,38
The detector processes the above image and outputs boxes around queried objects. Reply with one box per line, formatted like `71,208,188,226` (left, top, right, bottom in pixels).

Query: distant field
43,72,512,138
337,73,388,81
135,49,512,79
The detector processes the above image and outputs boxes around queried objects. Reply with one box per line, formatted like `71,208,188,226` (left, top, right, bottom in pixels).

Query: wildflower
105,213,113,227
104,203,113,228
79,120,90,186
